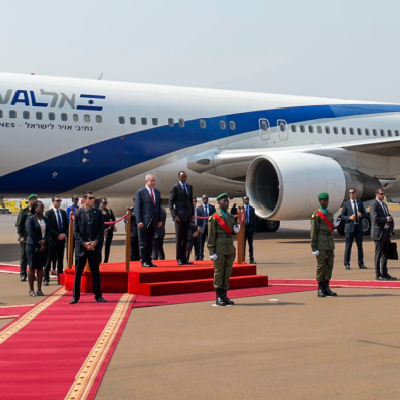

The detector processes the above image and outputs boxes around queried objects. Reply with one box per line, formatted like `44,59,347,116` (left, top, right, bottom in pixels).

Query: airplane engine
246,152,380,220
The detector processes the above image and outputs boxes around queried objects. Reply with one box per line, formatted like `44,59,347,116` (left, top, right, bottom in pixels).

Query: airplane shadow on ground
0,244,20,263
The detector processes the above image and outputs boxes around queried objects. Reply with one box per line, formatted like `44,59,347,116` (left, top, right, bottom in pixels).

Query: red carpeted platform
64,260,269,296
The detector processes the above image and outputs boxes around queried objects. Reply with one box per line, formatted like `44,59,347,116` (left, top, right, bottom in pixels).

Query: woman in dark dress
26,201,51,296
100,198,116,263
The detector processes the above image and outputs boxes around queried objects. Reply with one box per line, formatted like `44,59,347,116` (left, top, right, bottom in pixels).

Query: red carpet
270,279,400,289
0,304,35,319
0,264,20,274
0,288,133,400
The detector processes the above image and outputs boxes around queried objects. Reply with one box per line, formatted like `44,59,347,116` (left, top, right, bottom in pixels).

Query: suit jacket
135,186,162,230
198,203,216,221
341,199,367,234
74,207,104,256
26,215,51,247
244,204,257,233
45,208,69,246
168,182,194,221
370,199,392,241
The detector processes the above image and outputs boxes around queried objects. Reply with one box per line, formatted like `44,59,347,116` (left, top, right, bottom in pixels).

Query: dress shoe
21,276,27,282
376,276,387,281
177,260,184,265
95,297,107,303
142,263,152,268
29,290,36,297
249,259,257,264
383,274,397,280
69,298,78,304
43,280,49,286
345,264,350,270
358,264,367,269
149,262,157,267
183,260,193,265
36,290,45,296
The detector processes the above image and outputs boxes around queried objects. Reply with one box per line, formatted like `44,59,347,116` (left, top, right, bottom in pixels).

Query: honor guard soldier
207,193,240,306
310,192,340,298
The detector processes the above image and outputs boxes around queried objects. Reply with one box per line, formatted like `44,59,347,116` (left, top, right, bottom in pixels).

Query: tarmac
1,212,400,400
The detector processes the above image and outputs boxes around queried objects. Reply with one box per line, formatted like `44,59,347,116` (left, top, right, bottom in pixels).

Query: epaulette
311,214,315,219
209,215,213,221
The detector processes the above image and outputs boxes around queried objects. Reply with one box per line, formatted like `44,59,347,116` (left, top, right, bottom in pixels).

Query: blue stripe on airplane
1,103,400,193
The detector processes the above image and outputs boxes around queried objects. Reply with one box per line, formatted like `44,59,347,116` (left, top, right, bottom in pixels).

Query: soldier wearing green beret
16,194,38,281
311,192,340,297
208,193,240,306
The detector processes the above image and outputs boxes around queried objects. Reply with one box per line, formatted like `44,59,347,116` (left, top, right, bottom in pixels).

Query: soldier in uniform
207,193,240,306
16,194,37,281
310,192,340,297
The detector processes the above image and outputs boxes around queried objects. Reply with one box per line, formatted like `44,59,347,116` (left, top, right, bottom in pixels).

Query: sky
2,0,400,102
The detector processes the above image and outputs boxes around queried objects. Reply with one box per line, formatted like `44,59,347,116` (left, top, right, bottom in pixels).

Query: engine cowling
245,152,380,220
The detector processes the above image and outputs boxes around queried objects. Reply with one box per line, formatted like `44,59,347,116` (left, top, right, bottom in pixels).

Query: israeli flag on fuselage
76,94,106,111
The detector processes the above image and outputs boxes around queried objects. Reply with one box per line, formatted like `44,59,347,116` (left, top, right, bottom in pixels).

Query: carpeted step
133,275,269,296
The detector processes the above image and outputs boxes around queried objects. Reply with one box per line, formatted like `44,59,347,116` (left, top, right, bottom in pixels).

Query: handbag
388,242,398,260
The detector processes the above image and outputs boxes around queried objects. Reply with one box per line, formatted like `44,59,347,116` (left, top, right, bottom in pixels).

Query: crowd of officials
14,171,398,306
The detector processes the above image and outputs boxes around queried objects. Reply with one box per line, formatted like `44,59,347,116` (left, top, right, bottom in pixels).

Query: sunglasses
87,196,95,200
102,201,108,204
54,200,62,202
349,191,355,194
378,192,385,195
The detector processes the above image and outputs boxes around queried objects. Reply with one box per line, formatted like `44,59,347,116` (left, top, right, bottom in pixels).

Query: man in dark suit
198,194,216,260
152,205,167,260
168,171,194,265
340,189,367,270
70,191,106,304
126,198,140,261
135,174,163,267
243,196,257,264
187,197,204,261
44,195,69,285
370,188,397,281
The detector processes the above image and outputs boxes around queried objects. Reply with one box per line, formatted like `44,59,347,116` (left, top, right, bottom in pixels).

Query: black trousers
200,224,208,260
130,236,140,261
244,225,254,260
175,219,190,261
103,231,113,263
344,224,364,265
374,228,391,278
187,235,201,261
152,238,165,260
44,240,65,279
20,241,27,277
73,251,102,301
138,225,156,264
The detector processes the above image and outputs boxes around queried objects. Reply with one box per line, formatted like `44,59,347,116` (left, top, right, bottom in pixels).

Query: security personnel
208,193,240,306
310,192,339,297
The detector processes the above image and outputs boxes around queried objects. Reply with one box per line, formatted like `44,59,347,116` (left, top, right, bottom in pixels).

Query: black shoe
149,262,157,267
215,289,226,306
383,274,397,280
317,281,326,297
359,264,367,269
183,260,194,265
142,263,152,268
69,298,78,304
21,276,27,282
324,281,337,297
43,280,49,286
345,264,350,270
249,259,257,264
177,260,184,265
95,297,107,303
376,276,387,281
223,290,234,305
36,290,45,296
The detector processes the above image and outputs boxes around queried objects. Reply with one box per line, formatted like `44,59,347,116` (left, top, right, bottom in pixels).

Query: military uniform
208,209,236,291
16,207,31,279
310,192,337,297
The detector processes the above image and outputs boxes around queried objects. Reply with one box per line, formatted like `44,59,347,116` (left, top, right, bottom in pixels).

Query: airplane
1,71,400,233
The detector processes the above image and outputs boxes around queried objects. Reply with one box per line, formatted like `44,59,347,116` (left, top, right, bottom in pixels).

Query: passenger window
0,110,2,118
396,130,400,136
168,118,174,127
141,118,147,125
325,126,330,134
308,125,314,133
317,126,322,133
373,129,377,136
119,116,125,124
84,114,90,123
179,118,185,128
380,129,385,136
152,118,158,126
279,122,286,132
61,113,68,121
300,125,305,133
357,128,362,135
291,124,296,132
200,119,206,129
73,114,79,122
9,110,17,118
49,112,55,121
23,111,30,119
130,117,136,125
341,127,346,134
261,120,268,131
333,127,338,134
365,129,370,136
388,129,392,137
96,115,102,123
36,112,43,120
229,121,236,130
349,128,354,135
220,120,226,130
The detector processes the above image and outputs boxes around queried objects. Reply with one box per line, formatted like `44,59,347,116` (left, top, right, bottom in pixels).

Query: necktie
56,209,63,231
195,209,197,225
382,201,389,216
353,201,359,223
150,188,155,204
183,183,188,195
246,206,250,223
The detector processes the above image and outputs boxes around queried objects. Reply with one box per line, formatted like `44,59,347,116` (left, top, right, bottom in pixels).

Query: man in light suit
168,171,194,265
370,188,397,281
198,194,216,260
70,191,106,304
44,195,69,285
340,189,367,270
135,174,163,267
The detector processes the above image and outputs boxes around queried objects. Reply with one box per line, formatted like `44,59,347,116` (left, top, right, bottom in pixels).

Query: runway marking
0,287,66,345
65,293,133,400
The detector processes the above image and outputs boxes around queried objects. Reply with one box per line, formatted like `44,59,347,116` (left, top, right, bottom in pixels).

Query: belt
318,231,332,236
217,233,232,238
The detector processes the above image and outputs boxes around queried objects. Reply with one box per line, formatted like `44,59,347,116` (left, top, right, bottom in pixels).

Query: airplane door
259,118,270,140
277,119,288,141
